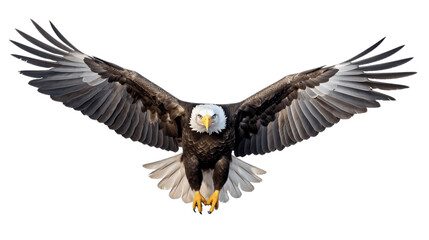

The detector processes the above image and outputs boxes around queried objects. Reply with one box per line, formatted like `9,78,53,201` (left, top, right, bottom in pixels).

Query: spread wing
232,38,415,157
12,20,186,152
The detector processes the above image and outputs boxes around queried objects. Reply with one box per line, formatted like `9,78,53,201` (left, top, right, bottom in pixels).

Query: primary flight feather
12,20,415,214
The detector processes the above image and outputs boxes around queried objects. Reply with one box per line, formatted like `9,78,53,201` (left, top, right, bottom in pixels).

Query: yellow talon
192,191,207,214
207,190,220,214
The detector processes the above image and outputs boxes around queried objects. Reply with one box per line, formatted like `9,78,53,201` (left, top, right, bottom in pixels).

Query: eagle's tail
143,154,266,203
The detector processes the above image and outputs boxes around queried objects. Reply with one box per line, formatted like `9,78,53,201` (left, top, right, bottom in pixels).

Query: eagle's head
189,104,227,135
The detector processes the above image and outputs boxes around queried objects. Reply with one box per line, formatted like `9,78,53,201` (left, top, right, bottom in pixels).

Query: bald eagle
12,21,415,214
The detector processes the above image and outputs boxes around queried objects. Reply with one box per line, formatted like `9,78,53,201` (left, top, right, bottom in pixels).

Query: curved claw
206,190,220,214
192,191,207,214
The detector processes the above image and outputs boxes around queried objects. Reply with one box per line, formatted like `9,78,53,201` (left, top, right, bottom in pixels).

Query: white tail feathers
143,154,266,203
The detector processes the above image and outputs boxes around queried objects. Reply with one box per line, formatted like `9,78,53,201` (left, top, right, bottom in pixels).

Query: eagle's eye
197,114,202,120
212,114,217,119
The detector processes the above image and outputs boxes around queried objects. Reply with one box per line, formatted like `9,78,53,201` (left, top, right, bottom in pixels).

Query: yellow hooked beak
200,115,212,131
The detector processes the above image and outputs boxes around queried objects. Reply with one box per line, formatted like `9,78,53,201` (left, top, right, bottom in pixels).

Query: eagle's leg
207,156,230,214
184,155,206,214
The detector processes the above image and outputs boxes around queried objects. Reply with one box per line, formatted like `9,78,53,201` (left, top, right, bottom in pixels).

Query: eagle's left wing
232,38,415,157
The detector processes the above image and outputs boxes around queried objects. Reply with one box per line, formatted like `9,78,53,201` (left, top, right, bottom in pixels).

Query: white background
1,0,428,239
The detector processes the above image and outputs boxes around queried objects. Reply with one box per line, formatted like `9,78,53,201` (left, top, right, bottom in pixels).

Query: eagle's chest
182,127,234,164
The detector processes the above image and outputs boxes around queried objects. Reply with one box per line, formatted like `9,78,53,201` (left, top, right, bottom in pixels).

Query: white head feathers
189,104,227,135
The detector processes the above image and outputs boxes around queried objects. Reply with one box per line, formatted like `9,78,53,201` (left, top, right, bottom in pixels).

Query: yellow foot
192,191,207,214
206,190,220,214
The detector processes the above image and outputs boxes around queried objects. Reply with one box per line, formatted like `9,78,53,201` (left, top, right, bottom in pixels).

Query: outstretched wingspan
12,20,186,151
232,38,415,157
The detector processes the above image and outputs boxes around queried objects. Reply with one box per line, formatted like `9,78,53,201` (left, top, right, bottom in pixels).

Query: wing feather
358,58,413,71
12,54,60,68
342,37,385,63
298,100,324,132
131,112,145,141
282,111,295,146
295,101,318,137
123,102,141,138
30,20,74,52
352,45,404,65
97,88,124,122
254,128,263,154
260,125,269,153
15,28,68,55
11,40,65,62
116,101,136,134
306,99,337,126
83,87,114,117
49,21,81,52
286,106,300,142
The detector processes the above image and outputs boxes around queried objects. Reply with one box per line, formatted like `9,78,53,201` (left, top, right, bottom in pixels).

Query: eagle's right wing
12,20,187,152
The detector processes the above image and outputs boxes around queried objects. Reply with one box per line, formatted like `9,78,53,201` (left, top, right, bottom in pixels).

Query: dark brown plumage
12,21,415,214
182,104,235,192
